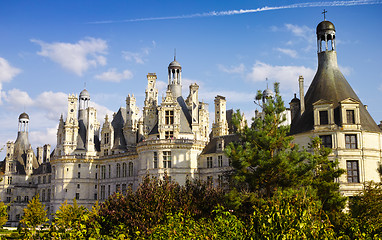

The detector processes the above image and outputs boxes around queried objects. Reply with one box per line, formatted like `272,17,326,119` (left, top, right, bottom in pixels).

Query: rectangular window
101,165,106,179
319,110,329,125
78,172,81,179
347,160,360,183
100,185,105,200
165,131,174,139
122,184,127,195
346,110,355,124
94,193,98,200
163,151,172,168
43,176,46,184
153,152,158,168
207,157,213,168
24,196,29,202
165,110,174,125
104,149,108,156
319,135,332,148
345,134,357,149
75,193,80,200
108,165,111,178
116,184,120,193
47,189,51,201
128,162,134,177
104,132,110,144
108,185,111,196
218,155,223,167
123,163,127,177
77,184,80,189
116,164,121,178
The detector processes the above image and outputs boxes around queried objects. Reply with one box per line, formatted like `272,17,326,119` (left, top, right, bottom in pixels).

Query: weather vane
322,9,327,21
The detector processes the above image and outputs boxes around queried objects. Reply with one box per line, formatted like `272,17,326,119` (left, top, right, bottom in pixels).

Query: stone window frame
339,98,361,126
313,100,334,127
346,160,360,183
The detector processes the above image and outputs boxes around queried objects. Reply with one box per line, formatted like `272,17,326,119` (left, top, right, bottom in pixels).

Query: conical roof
290,51,381,134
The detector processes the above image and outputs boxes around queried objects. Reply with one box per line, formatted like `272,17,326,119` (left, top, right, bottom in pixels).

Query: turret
168,57,182,99
212,95,228,138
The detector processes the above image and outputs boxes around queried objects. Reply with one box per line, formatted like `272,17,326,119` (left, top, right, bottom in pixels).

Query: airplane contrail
88,0,382,24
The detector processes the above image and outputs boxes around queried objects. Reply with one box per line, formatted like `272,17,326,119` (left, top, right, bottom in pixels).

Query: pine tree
20,194,48,238
225,83,313,197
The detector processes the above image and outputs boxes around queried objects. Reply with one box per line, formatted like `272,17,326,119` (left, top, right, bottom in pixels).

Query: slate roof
290,51,381,134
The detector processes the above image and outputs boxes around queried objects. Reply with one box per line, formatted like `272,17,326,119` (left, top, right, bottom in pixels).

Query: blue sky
1,0,382,159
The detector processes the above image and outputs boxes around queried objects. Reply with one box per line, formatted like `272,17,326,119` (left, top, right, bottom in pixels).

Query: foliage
225,82,313,197
309,137,346,213
0,201,8,228
19,194,48,239
249,188,336,239
347,182,382,238
49,199,102,239
150,205,246,239
98,174,225,238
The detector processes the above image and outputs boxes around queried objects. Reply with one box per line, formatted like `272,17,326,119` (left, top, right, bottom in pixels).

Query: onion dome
290,93,300,104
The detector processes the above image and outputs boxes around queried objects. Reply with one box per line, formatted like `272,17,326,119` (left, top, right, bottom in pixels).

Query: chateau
1,19,381,226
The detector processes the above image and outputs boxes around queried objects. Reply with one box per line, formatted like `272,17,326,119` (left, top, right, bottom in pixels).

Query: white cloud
275,48,298,58
29,126,58,149
217,63,245,74
2,88,34,108
247,61,315,92
338,65,353,76
0,57,21,104
122,41,156,64
285,24,314,43
31,37,108,76
95,68,133,82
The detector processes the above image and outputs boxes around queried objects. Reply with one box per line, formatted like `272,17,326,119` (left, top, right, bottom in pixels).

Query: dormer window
313,100,333,128
346,110,355,124
340,98,360,127
319,111,329,125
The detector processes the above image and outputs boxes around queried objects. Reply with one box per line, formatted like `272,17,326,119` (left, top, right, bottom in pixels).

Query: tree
50,199,102,239
20,194,48,238
309,137,346,213
225,83,313,197
0,201,8,227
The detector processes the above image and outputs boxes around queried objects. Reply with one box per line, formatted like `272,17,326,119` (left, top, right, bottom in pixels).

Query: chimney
299,76,305,115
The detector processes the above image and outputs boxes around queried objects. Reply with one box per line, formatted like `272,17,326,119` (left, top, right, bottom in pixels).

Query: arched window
128,162,133,177
116,163,121,178
123,163,127,177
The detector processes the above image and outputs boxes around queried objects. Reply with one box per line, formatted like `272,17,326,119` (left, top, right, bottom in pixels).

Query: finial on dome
322,9,327,21
174,48,176,61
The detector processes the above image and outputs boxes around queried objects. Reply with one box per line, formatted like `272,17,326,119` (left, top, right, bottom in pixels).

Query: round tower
79,89,90,110
317,20,336,53
168,57,182,98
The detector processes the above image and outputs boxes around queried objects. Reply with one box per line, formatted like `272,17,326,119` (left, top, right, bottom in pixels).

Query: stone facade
1,19,381,227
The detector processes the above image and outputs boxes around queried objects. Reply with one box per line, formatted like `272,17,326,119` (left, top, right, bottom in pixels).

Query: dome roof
168,60,181,69
262,88,274,98
19,112,29,120
79,89,90,99
316,20,335,34
290,94,300,104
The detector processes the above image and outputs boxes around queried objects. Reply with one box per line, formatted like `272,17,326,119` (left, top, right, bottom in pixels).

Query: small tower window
165,110,174,125
163,151,172,168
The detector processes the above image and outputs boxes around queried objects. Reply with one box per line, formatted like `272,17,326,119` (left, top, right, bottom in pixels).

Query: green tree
309,137,346,213
348,182,382,238
225,83,313,197
50,199,102,239
0,201,8,227
20,194,48,239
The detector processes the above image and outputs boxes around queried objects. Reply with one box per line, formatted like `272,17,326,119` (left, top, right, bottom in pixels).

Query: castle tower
168,57,182,99
101,115,114,156
124,94,139,147
212,96,228,138
61,94,79,155
290,18,382,196
143,73,159,136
